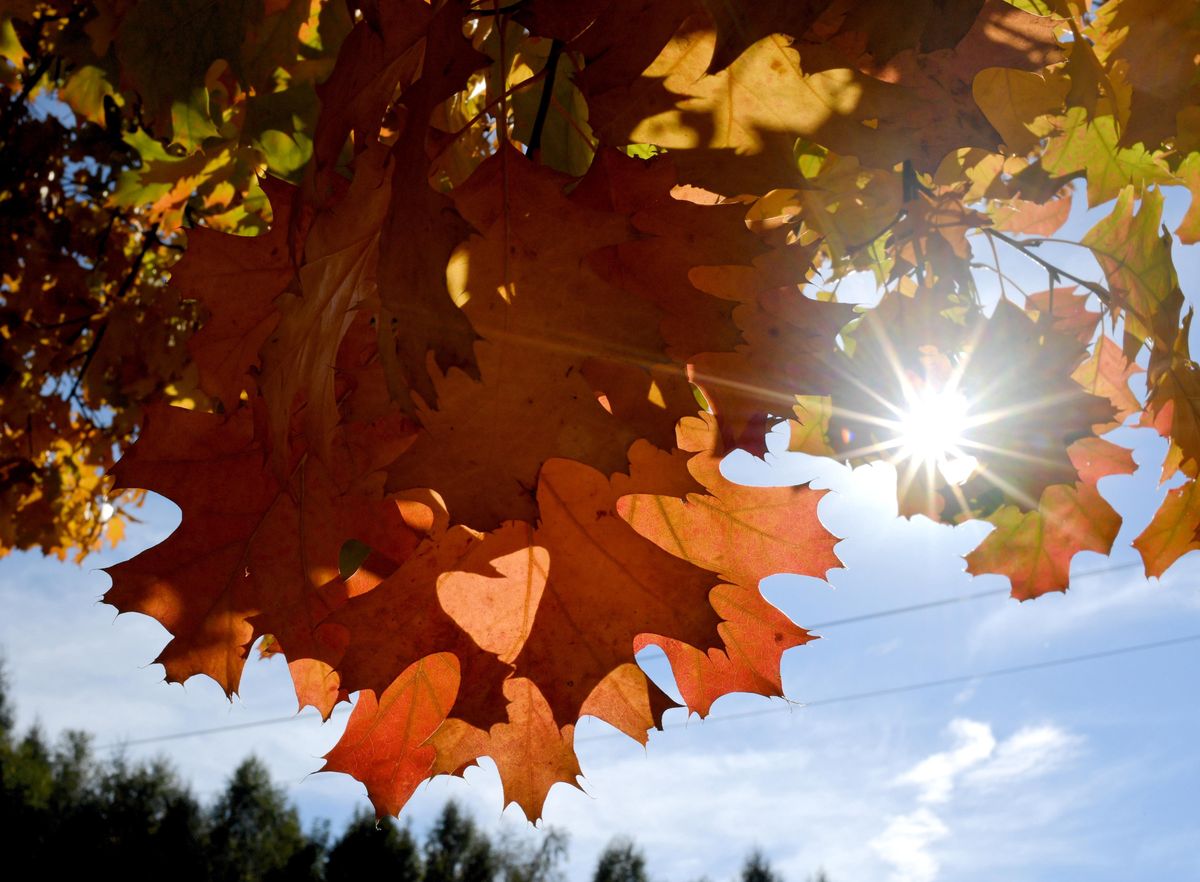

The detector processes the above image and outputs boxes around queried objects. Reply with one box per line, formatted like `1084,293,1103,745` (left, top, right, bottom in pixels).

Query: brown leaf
689,256,855,456
327,523,522,729
513,458,722,725
374,0,488,410
103,405,422,707
180,176,300,410
386,148,739,527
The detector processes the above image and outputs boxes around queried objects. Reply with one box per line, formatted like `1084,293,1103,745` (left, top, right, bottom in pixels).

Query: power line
96,559,1148,750
806,557,1141,630
578,631,1200,742
101,712,330,750
98,608,1186,754
633,560,1144,666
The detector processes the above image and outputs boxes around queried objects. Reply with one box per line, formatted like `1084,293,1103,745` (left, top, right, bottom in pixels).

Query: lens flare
895,388,978,486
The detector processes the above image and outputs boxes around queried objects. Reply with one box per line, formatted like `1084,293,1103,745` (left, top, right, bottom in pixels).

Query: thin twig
114,223,158,300
15,53,53,106
64,224,158,403
969,262,1030,298
526,39,564,156
983,227,1110,307
986,228,1007,301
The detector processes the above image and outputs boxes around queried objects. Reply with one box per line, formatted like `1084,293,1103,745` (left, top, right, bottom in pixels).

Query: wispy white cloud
870,807,948,882
873,719,993,882
874,719,1085,882
966,724,1079,790
898,718,995,804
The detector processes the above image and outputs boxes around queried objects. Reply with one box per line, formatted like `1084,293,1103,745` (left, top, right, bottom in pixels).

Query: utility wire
803,561,1138,630
100,712,328,750
95,558,1169,752
633,560,1144,664
578,631,1200,743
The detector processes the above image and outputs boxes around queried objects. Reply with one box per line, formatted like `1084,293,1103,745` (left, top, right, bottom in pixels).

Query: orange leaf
618,414,840,588
1134,480,1200,579
429,678,583,821
966,482,1122,600
513,458,722,725
579,663,679,744
322,653,460,818
327,524,518,729
637,583,815,717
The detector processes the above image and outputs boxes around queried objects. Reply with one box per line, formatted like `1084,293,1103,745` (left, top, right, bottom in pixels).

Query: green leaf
1082,186,1177,341
1043,107,1173,206
338,539,373,581
115,0,253,147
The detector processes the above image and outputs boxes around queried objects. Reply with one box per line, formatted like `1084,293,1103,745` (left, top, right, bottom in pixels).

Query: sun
893,385,979,486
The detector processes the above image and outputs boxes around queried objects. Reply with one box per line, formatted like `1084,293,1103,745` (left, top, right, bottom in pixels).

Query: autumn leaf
618,413,833,714
966,436,1134,600
428,677,583,820
321,652,461,818
103,404,422,712
1088,0,1200,148
1081,186,1176,341
1042,109,1173,207
1143,292,1200,476
635,583,815,718
513,457,723,725
618,413,840,589
385,147,741,527
965,479,1124,600
1134,480,1200,579
688,257,856,456
578,662,679,744
972,67,1068,155
176,176,301,410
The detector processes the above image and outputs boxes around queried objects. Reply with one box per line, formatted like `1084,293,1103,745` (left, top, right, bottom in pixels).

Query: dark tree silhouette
6,661,822,882
0,663,210,880
85,755,211,881
592,837,649,882
327,809,423,882
207,756,324,882
740,849,783,882
424,801,500,882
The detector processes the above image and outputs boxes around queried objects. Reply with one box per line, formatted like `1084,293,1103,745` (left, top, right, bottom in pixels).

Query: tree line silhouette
0,666,827,881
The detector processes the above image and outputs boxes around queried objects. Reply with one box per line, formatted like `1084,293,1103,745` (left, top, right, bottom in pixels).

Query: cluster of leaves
4,0,1200,820
1,20,170,557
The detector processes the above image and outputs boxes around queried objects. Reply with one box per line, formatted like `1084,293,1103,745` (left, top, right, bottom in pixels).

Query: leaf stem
526,39,564,157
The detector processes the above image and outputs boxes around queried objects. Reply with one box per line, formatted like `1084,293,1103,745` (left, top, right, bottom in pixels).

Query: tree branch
983,227,1111,308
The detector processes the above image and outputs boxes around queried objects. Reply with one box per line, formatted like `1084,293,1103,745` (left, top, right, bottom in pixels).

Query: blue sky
2,187,1199,882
